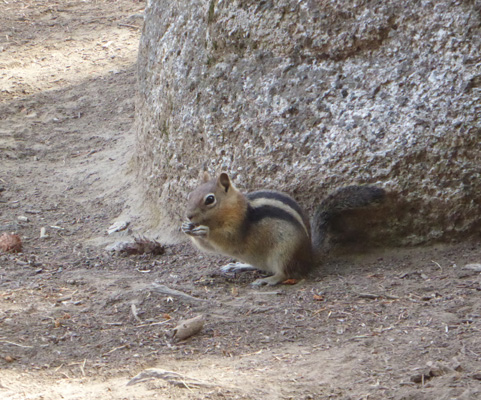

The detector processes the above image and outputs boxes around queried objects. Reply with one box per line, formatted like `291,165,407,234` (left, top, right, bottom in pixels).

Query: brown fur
183,173,385,285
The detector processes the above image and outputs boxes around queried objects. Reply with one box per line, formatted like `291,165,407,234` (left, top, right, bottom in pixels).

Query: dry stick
149,284,244,316
464,264,481,272
118,23,140,30
131,303,142,322
173,315,205,341
358,293,400,300
1,340,33,348
150,283,207,303
135,319,171,328
358,293,382,300
350,335,372,340
102,344,128,357
127,368,216,389
79,359,86,377
432,260,443,270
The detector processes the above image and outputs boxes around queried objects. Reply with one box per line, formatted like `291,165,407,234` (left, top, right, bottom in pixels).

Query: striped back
246,191,310,237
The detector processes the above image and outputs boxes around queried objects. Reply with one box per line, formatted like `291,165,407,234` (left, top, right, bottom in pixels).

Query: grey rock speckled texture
135,0,481,245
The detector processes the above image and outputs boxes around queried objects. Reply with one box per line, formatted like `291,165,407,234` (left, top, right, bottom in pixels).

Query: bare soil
1,1,480,399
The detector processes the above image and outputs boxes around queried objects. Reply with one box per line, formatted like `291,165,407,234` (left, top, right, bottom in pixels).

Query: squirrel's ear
218,173,231,192
201,171,210,183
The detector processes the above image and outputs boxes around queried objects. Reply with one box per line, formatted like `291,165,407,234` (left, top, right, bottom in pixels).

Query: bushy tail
311,185,385,250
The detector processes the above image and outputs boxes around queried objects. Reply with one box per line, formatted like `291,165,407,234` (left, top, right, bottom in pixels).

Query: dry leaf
313,294,325,301
116,236,165,255
0,233,22,253
282,279,298,285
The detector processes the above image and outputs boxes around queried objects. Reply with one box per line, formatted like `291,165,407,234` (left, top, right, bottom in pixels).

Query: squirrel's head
185,172,241,227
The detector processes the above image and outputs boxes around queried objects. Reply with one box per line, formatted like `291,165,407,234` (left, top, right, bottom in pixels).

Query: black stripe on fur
245,204,305,233
247,191,305,219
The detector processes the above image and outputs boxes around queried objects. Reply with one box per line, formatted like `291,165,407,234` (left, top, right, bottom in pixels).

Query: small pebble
40,227,49,239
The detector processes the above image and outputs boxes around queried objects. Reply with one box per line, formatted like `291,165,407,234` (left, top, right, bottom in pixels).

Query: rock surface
135,0,481,245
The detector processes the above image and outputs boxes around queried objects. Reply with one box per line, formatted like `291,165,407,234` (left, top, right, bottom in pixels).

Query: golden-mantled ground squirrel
182,172,385,286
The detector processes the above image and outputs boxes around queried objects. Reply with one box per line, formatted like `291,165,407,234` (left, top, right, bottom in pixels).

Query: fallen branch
173,315,205,341
127,368,215,389
358,293,399,300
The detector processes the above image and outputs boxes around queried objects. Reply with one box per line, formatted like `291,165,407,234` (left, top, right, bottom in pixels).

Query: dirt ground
1,1,481,399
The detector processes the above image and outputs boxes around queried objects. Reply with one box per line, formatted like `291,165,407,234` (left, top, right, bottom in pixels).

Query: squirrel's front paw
181,221,196,234
190,225,209,237
182,221,209,237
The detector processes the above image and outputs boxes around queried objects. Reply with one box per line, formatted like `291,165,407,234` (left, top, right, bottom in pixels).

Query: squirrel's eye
204,194,216,206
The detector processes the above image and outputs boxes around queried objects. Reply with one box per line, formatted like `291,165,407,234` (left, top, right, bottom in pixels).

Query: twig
432,260,442,270
254,291,282,295
358,293,400,300
102,344,128,356
1,340,33,348
135,319,171,328
351,335,372,340
358,293,382,299
131,303,142,322
60,372,71,380
118,23,140,30
80,359,86,377
150,283,207,303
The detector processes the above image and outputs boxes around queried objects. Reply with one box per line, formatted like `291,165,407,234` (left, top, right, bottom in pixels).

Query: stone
135,0,481,245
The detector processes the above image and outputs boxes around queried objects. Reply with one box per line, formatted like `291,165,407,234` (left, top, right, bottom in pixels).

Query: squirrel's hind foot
251,273,286,287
